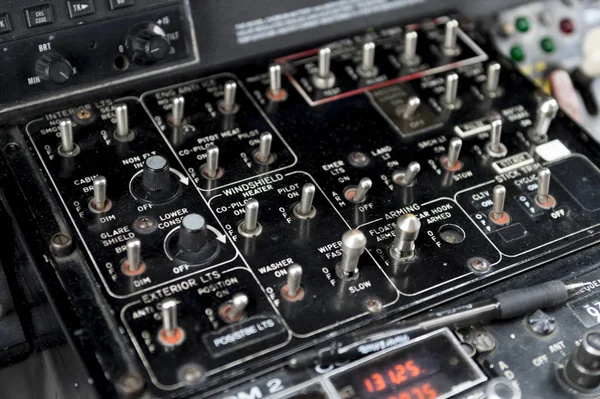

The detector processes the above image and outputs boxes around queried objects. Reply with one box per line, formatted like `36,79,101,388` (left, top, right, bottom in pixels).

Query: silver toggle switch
483,62,502,97
162,299,178,337
126,237,142,273
401,31,420,66
442,19,460,56
224,293,249,322
312,47,336,89
114,104,133,141
489,185,510,226
402,96,421,120
282,264,304,301
294,183,316,219
393,162,421,187
170,96,185,127
238,199,262,237
535,167,556,209
529,98,559,143
389,213,421,261
348,178,372,203
357,42,378,77
442,137,463,171
202,144,221,179
441,73,461,109
158,299,185,346
220,80,238,114
90,176,110,212
338,229,367,280
286,264,303,297
268,64,287,101
58,119,78,156
255,132,274,164
486,119,507,157
269,64,282,96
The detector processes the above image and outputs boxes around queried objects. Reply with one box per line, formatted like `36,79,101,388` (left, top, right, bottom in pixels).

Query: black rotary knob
178,214,209,252
565,330,600,390
35,52,73,84
142,155,171,191
128,23,170,64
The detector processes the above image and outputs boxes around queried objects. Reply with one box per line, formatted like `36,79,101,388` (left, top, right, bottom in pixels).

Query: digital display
328,330,485,399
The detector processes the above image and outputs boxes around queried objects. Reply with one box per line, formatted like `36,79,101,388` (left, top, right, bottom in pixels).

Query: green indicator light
510,45,526,62
516,17,530,33
541,37,556,53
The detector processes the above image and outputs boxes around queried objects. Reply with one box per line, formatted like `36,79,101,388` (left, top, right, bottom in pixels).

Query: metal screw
135,217,156,231
178,363,204,386
348,151,370,168
77,109,92,121
366,298,383,313
468,257,490,273
528,309,557,335
473,331,496,352
117,373,145,399
50,232,73,257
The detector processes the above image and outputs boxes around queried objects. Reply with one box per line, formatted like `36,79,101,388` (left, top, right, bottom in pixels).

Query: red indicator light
560,18,574,34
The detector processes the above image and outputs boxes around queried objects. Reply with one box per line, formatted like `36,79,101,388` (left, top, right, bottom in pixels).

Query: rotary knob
564,330,600,390
128,23,170,64
35,52,73,84
142,155,171,192
178,214,208,252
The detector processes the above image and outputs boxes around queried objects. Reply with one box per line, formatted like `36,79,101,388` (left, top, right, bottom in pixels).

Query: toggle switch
312,47,336,89
178,214,208,252
201,144,223,179
357,42,378,78
401,96,421,120
393,162,421,186
489,185,510,226
267,64,287,101
254,132,275,164
169,96,185,127
441,137,463,171
293,183,316,219
221,293,249,323
337,229,367,280
219,80,239,114
89,175,111,213
441,73,461,109
529,98,559,143
58,119,79,157
486,119,508,157
114,104,135,142
389,213,421,261
346,178,372,203
483,62,502,98
535,167,556,209
158,299,185,347
281,264,304,301
122,237,145,275
401,30,420,66
238,199,262,238
442,19,460,56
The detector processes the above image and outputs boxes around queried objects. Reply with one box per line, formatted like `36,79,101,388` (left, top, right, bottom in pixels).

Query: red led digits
364,360,426,393
364,373,387,392
387,383,438,399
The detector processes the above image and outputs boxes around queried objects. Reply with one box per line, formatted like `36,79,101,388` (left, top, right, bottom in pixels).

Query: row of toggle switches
311,19,464,90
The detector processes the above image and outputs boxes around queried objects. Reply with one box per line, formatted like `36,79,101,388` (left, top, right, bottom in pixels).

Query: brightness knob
128,23,170,64
142,155,171,192
35,52,73,84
